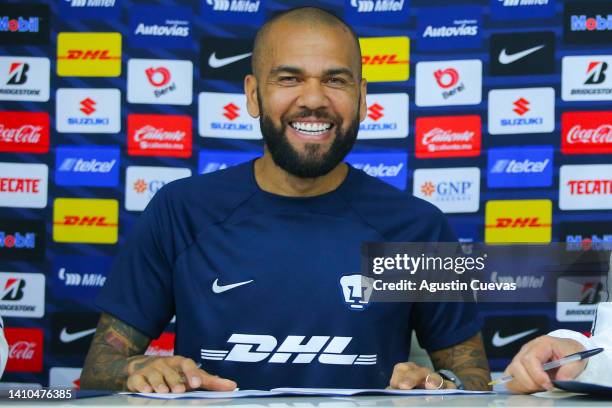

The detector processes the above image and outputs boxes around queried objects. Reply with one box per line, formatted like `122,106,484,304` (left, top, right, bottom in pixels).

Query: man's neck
254,153,348,197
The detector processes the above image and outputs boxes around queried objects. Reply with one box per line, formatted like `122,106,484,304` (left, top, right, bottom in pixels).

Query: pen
488,347,604,386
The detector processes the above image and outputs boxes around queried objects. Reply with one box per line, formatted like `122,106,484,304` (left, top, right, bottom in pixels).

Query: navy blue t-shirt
96,161,481,389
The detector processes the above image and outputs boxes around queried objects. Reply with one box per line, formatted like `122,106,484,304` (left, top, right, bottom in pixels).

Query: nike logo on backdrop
212,278,254,294
492,328,538,347
498,45,546,65
60,327,97,343
208,52,252,68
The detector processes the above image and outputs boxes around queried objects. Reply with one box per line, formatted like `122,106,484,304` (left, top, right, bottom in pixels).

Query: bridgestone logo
0,89,40,95
0,304,35,311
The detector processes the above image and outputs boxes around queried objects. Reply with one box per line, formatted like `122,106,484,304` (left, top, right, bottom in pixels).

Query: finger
160,365,186,393
177,358,205,389
389,363,409,389
555,363,584,382
394,364,430,390
127,374,152,393
522,353,553,390
144,370,170,394
508,359,542,394
424,373,445,390
199,371,237,391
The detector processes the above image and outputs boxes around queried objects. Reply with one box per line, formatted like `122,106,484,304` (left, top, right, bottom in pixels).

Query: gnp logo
52,255,111,300
562,56,612,101
4,328,43,373
565,2,612,45
416,60,481,107
198,150,260,174
0,4,50,46
487,146,553,188
0,111,49,154
199,92,261,139
559,165,612,211
0,219,45,261
344,0,409,25
129,5,192,49
55,146,120,187
60,0,120,20
0,272,45,318
417,6,481,51
412,167,480,213
201,0,264,25
201,334,377,365
0,162,48,208
359,37,409,82
488,87,554,135
358,93,408,139
128,114,192,158
57,33,121,77
125,166,191,211
53,198,118,244
485,200,552,244
562,111,612,155
0,57,49,102
345,152,408,190
557,276,604,322
340,274,374,311
415,115,481,158
56,88,120,133
490,0,555,21
128,59,192,105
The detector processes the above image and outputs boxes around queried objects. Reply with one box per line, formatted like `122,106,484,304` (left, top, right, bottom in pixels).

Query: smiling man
81,7,490,393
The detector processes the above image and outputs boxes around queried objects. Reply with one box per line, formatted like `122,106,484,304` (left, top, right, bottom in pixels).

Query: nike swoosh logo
208,52,252,69
498,45,546,65
60,327,96,343
212,278,254,294
492,328,538,347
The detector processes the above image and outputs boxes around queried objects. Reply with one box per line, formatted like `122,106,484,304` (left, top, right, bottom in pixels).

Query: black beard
258,99,360,179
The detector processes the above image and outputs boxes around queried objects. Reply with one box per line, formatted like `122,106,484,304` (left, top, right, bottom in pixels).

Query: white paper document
124,387,492,400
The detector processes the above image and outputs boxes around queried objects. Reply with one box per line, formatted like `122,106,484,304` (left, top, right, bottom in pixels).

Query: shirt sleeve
95,187,176,339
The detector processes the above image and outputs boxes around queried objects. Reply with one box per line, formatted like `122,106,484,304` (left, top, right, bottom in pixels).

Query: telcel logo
201,334,376,365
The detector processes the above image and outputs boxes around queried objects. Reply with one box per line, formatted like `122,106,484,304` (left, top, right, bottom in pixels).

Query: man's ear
358,78,368,122
245,74,260,118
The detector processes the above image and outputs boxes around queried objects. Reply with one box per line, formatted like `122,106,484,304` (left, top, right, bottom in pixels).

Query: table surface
1,392,611,407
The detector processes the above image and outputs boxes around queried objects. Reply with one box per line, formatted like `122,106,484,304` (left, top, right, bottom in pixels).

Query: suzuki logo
7,62,29,85
585,61,607,85
79,98,96,116
367,103,384,121
201,334,377,365
223,103,240,120
145,67,171,87
513,98,530,116
434,68,459,89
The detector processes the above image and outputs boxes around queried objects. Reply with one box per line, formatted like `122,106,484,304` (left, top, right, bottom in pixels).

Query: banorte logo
434,68,459,89
5,328,43,372
562,111,612,154
367,103,384,121
485,199,552,244
359,37,410,82
127,114,191,158
0,111,49,154
513,98,530,116
53,198,118,244
223,103,240,120
57,32,122,77
415,115,481,159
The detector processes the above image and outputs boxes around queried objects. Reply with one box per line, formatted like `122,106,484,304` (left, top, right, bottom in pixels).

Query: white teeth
291,122,332,133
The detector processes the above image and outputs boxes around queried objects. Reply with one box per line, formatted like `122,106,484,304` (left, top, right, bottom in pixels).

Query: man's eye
326,77,347,85
279,76,298,84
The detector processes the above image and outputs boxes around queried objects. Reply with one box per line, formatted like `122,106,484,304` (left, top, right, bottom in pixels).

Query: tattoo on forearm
429,333,492,391
80,313,152,390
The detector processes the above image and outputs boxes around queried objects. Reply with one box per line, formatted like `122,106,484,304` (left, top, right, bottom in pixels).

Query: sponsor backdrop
0,0,611,386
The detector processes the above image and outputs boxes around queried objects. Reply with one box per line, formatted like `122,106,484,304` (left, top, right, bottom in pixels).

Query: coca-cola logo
133,125,185,143
0,125,43,144
9,341,36,360
566,125,612,144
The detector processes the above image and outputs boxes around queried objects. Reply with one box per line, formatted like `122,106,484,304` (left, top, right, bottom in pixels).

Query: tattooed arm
80,313,237,393
388,333,491,391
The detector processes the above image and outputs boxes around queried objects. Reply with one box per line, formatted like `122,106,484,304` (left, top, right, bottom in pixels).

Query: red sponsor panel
145,332,175,357
127,114,192,158
0,112,49,154
415,115,481,158
4,328,43,372
562,111,612,155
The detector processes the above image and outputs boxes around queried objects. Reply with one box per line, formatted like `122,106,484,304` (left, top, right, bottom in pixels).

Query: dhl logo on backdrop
53,198,118,244
359,37,410,82
57,32,122,77
485,199,552,244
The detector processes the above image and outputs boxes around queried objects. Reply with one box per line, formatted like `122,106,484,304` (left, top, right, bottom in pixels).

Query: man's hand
126,356,237,393
388,362,457,390
505,335,586,394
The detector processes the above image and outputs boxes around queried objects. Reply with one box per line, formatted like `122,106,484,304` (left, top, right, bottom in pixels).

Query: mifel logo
359,37,409,82
57,33,121,77
485,200,552,244
53,198,118,244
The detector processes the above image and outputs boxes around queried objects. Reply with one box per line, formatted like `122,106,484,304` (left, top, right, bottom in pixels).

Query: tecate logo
567,179,612,196
0,124,42,144
0,16,39,33
0,178,40,193
350,0,405,13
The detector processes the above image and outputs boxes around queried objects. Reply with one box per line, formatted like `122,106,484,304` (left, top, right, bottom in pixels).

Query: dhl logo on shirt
53,198,118,244
485,200,552,244
359,37,410,82
57,33,122,77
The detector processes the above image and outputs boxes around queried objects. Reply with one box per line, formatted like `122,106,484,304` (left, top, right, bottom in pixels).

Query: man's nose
296,78,330,111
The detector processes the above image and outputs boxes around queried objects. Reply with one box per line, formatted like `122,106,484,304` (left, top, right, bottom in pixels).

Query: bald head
251,7,362,79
